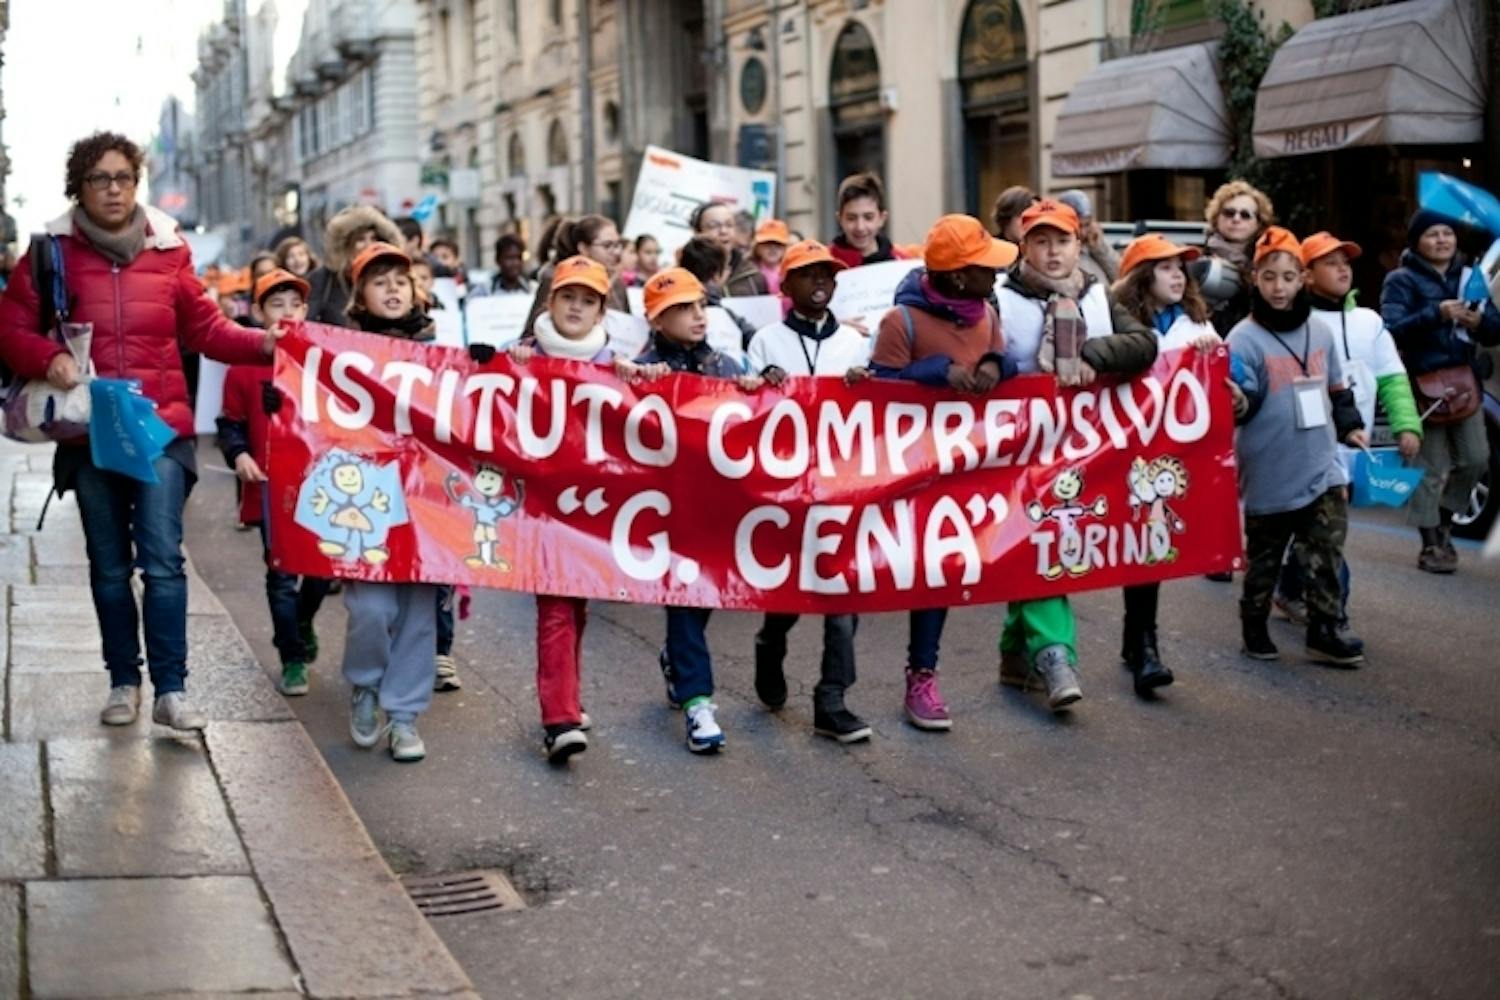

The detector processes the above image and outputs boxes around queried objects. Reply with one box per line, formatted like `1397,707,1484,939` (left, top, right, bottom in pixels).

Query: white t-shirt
998,281,1114,373
1156,313,1219,352
747,319,872,377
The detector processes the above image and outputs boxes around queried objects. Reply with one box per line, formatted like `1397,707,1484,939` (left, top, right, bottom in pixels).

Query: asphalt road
185,442,1500,1000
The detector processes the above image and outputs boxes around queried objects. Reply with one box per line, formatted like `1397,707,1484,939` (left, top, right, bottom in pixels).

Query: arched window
602,101,621,144
828,21,885,185
508,133,525,178
958,0,1032,216
547,119,569,168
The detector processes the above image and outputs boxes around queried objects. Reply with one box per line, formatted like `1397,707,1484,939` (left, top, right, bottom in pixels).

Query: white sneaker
388,720,426,762
685,701,725,754
544,727,588,763
349,687,383,748
100,685,141,726
433,654,462,691
151,692,206,731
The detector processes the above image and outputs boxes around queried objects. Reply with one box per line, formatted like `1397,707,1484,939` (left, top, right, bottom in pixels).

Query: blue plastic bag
89,379,176,483
1418,172,1500,237
1350,450,1425,508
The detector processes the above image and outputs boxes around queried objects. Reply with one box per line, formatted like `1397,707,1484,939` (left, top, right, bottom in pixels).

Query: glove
468,343,497,364
260,382,282,415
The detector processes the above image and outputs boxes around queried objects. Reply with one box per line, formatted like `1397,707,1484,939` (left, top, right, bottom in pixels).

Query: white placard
431,277,463,314
719,295,782,333
193,358,229,435
464,294,534,347
431,307,465,347
626,286,646,317
622,145,776,258
605,309,651,361
706,307,748,361
828,258,923,331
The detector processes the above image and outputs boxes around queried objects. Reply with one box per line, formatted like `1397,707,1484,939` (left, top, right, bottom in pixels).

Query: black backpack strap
27,233,68,333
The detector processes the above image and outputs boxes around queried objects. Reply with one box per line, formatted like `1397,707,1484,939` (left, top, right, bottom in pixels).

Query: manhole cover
402,869,527,917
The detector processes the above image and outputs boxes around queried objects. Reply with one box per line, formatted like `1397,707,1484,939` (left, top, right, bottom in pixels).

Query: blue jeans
665,608,714,703
257,522,331,666
907,608,948,671
73,452,190,693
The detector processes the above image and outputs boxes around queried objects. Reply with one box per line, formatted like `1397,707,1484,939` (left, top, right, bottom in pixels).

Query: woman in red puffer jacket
0,131,280,732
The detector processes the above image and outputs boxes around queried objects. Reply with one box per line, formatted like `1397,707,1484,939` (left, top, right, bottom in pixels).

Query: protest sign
622,146,776,257
268,322,1242,613
193,358,229,435
466,294,534,347
721,295,783,333
430,307,465,347
605,309,651,360
829,259,923,331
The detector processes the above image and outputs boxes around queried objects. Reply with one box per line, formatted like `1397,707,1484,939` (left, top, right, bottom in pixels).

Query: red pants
536,595,587,727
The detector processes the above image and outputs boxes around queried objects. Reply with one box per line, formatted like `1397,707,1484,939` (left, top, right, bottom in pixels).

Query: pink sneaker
904,669,953,731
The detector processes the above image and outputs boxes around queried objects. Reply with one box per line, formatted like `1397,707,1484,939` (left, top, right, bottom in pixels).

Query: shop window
958,0,1032,218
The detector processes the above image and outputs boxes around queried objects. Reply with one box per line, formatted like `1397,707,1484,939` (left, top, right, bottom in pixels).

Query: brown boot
1418,527,1455,574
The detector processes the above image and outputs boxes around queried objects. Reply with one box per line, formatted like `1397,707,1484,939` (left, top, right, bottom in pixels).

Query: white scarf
532,313,608,360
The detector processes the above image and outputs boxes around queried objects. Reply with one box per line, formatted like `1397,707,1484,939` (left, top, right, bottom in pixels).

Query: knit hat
1055,189,1094,223
1406,208,1453,248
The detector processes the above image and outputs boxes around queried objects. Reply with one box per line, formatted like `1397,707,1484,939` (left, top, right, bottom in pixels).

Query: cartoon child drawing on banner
1128,456,1189,563
295,449,409,565
1027,468,1109,579
445,465,524,570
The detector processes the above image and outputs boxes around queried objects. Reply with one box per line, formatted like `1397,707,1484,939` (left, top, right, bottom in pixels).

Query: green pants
999,596,1077,664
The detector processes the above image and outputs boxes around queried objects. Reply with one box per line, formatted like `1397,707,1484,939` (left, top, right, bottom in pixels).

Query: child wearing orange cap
335,243,441,762
1229,227,1366,668
749,219,791,296
638,267,764,753
1270,232,1421,625
502,256,667,762
869,214,1016,732
218,268,330,698
996,199,1159,713
1109,234,1222,696
747,240,873,742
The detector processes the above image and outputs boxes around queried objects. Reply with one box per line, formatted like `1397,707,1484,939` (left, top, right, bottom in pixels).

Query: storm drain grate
402,869,527,917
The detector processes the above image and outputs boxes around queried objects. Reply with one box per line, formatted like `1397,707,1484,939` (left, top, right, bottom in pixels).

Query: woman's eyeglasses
84,171,138,192
1219,207,1256,222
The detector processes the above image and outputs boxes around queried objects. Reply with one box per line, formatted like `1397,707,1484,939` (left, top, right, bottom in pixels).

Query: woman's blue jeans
73,453,190,693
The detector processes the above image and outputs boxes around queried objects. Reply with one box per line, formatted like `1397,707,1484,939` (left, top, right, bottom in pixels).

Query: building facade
147,96,199,230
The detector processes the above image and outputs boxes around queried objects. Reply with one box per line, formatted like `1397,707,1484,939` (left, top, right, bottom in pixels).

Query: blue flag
1350,450,1425,508
1418,172,1500,237
89,379,176,483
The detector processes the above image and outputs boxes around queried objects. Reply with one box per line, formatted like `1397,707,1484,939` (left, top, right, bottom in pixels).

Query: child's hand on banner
508,342,535,364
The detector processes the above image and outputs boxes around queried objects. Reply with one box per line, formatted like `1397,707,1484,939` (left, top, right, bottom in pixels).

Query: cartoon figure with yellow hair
1128,455,1189,563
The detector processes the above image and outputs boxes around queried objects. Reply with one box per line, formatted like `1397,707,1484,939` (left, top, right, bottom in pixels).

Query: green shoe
279,662,310,696
298,621,319,664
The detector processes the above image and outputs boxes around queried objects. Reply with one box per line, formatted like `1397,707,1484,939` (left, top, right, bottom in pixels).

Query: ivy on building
1212,0,1321,233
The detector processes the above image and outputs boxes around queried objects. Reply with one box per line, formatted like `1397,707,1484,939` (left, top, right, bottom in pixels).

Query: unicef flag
1351,450,1425,508
1418,173,1500,237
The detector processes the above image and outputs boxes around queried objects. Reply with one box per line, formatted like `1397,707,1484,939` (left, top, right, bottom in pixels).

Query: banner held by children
268,322,1242,614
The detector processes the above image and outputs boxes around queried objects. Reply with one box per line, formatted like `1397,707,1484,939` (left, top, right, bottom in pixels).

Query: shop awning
1252,0,1486,159
1052,43,1230,177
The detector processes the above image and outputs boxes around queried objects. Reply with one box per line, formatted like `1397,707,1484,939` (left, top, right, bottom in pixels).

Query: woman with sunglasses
1199,180,1276,338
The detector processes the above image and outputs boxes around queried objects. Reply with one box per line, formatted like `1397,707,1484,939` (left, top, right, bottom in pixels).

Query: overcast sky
4,0,307,235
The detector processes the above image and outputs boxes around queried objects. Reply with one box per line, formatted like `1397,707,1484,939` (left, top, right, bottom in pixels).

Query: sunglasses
1219,207,1257,222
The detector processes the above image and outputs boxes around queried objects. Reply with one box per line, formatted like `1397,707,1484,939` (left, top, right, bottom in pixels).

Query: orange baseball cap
779,239,847,279
1118,234,1201,280
642,267,706,320
549,255,612,298
923,214,1019,272
1252,226,1302,268
349,242,411,286
754,219,791,246
1019,199,1081,237
253,267,311,306
1299,231,1362,267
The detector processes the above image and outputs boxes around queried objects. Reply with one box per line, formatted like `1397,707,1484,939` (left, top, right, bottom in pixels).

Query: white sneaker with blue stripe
685,700,725,754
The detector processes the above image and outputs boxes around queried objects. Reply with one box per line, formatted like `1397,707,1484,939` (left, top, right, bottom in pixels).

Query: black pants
1241,489,1348,624
1122,583,1159,638
755,614,858,709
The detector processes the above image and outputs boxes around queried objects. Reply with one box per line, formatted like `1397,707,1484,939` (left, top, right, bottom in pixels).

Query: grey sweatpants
1407,408,1489,528
341,581,438,723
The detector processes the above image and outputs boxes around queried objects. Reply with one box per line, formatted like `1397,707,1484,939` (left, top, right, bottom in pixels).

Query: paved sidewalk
0,441,477,999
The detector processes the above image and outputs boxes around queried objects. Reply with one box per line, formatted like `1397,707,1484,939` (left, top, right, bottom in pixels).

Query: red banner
267,322,1243,614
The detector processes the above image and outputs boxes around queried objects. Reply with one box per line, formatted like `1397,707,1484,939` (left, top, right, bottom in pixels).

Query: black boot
1241,617,1279,660
753,637,788,709
1133,629,1174,695
1307,617,1364,667
1418,527,1453,574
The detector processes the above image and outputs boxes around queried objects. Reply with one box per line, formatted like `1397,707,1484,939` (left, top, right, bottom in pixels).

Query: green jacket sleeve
1375,371,1423,437
1080,297,1159,376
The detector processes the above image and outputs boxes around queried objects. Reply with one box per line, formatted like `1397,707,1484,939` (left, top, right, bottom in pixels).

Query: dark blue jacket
1379,249,1500,376
636,332,745,378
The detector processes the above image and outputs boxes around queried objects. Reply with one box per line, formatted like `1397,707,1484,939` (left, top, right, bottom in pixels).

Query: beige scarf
532,313,608,360
72,205,147,266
